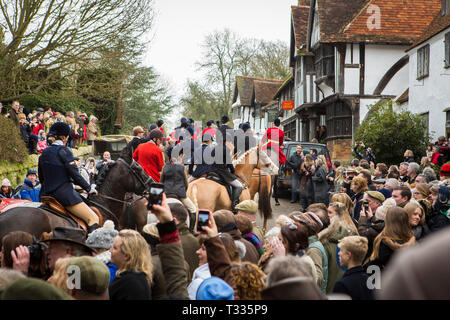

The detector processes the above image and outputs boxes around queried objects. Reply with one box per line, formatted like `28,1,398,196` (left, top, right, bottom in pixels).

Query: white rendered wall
359,98,381,123
408,28,450,140
364,44,410,95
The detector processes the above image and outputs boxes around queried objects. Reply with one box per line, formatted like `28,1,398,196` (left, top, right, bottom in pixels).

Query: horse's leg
132,197,148,232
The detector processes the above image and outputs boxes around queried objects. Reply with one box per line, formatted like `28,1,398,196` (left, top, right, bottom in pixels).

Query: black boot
189,211,197,235
87,223,99,234
231,186,243,214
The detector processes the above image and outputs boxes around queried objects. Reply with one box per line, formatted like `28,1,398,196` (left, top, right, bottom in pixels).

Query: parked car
92,135,134,160
277,141,332,195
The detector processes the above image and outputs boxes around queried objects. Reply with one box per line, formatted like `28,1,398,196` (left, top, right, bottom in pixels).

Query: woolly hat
440,164,450,176
67,256,110,295
378,188,392,200
1,178,12,187
1,278,73,300
235,200,258,214
27,169,37,176
375,198,397,221
195,276,234,300
86,220,118,249
49,122,70,137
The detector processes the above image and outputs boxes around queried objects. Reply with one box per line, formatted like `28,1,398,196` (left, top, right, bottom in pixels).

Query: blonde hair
331,193,354,216
404,149,414,158
351,176,368,194
48,257,72,294
328,202,358,235
116,229,153,284
404,200,426,226
338,236,368,265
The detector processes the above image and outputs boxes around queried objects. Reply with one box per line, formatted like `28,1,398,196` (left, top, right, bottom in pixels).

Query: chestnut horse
0,149,151,242
187,144,274,231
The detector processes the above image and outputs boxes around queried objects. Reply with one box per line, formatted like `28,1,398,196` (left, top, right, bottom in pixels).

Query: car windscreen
286,144,328,159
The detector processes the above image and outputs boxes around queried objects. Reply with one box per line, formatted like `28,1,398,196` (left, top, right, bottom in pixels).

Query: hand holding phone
148,183,164,208
198,209,218,238
197,209,211,232
149,192,173,223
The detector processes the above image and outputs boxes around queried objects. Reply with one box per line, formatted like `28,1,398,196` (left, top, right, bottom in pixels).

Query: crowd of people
1,112,450,301
2,101,99,154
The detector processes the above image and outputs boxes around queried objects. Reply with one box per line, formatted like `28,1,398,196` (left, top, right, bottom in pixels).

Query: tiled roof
341,0,442,44
311,0,442,45
396,88,409,104
253,79,284,105
292,5,311,54
409,11,450,50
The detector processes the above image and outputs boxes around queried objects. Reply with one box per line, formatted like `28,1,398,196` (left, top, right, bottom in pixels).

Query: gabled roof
409,11,450,50
308,0,442,47
292,5,311,55
253,79,284,105
274,74,294,99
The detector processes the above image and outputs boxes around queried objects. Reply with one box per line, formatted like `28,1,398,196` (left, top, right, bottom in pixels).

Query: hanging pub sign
281,100,294,110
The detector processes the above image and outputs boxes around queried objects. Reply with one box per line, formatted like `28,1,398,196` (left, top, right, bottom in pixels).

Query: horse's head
113,158,153,195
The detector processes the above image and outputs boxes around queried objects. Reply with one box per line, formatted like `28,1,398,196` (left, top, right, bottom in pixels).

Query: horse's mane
96,161,118,187
233,145,258,166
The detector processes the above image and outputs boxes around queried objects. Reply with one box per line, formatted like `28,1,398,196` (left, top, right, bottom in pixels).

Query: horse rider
133,128,165,183
261,118,286,206
188,132,214,182
38,122,99,233
209,132,242,213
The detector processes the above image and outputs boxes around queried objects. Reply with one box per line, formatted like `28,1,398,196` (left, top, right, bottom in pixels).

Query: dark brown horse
0,148,151,242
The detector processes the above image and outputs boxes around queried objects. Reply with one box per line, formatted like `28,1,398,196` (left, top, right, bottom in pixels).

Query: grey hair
408,162,420,174
234,240,246,260
423,167,437,182
399,162,409,169
265,255,312,287
385,178,400,190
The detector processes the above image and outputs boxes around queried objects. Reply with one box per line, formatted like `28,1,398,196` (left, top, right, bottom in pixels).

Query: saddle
40,196,103,233
205,172,233,199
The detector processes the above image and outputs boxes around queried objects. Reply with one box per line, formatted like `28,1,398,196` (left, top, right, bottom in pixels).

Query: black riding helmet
48,122,71,137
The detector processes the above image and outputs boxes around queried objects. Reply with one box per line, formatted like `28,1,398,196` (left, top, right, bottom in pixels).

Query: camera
147,183,164,209
28,238,48,261
363,201,369,212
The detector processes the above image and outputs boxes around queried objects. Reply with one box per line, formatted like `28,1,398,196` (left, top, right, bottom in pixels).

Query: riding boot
87,223,99,234
231,186,243,214
189,211,197,234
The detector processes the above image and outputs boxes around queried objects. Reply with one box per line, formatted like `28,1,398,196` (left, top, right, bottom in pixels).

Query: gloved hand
89,184,98,195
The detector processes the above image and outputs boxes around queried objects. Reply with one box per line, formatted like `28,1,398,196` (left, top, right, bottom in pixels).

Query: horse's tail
258,174,272,221
192,183,199,212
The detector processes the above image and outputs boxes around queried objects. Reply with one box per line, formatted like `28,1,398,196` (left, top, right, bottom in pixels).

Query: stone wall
0,146,92,187
327,138,353,165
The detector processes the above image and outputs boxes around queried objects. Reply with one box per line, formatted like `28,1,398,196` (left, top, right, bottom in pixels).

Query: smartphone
147,183,164,208
197,209,211,232
363,201,369,212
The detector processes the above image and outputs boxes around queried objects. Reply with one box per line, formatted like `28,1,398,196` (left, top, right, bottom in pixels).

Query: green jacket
178,222,200,281
321,225,350,294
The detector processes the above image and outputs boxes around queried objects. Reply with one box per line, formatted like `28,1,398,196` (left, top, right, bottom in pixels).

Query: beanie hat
440,164,450,176
1,278,73,300
378,188,392,200
27,169,37,176
49,122,70,137
235,200,258,214
195,276,234,300
67,256,110,295
1,178,12,187
86,220,118,249
375,198,397,221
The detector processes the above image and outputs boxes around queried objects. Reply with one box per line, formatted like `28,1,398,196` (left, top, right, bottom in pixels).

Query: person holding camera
286,144,304,204
353,141,376,164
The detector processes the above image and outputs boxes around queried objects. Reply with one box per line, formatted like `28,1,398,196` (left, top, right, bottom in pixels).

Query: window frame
417,44,430,80
445,32,450,68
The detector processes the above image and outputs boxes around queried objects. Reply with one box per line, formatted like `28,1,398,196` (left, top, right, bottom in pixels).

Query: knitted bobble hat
86,220,118,249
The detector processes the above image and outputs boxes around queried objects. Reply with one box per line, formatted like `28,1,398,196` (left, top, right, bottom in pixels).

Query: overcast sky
144,0,298,105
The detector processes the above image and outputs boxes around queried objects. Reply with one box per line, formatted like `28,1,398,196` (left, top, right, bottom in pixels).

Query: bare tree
0,0,154,101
